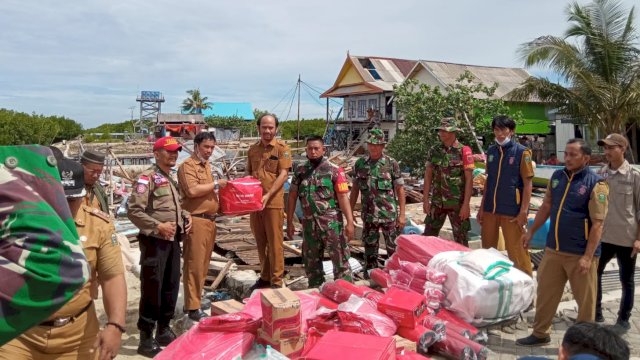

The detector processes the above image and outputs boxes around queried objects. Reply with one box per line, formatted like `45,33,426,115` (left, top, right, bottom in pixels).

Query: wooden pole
107,148,133,181
207,260,234,291
297,74,301,146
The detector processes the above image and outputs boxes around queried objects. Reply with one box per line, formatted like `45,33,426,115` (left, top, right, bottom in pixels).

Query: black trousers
596,242,637,321
137,234,181,331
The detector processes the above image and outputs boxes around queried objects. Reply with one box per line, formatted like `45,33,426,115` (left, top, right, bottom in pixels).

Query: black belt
41,301,93,327
192,213,217,221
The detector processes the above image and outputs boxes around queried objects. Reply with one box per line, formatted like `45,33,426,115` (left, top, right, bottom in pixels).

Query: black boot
137,330,161,358
156,324,177,346
187,309,209,322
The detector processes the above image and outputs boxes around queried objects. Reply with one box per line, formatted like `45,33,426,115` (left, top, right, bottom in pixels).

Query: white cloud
0,0,637,127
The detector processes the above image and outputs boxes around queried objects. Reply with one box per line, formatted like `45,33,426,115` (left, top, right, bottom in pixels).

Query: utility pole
297,74,301,144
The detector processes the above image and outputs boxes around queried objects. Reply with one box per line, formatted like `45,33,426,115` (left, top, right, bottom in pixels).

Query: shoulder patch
137,175,149,185
88,207,111,222
111,232,119,246
597,192,606,203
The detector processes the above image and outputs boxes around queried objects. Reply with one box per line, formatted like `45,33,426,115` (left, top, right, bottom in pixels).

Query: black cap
81,149,106,165
58,159,86,198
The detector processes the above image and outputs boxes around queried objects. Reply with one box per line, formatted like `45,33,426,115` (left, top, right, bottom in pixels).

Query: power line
270,82,298,114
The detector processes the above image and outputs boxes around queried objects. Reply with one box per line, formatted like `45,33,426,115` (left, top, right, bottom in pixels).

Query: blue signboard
140,91,162,100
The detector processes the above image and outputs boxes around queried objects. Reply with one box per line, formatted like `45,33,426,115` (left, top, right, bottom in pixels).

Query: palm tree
509,0,640,135
181,89,212,114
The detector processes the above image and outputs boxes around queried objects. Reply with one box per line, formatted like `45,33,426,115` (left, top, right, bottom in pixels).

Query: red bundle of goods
424,287,446,303
396,349,433,360
198,312,261,333
334,279,384,305
337,296,397,337
396,235,469,266
385,253,402,271
320,281,358,304
370,268,393,288
219,177,263,215
434,308,479,338
155,329,254,360
418,314,447,339
391,270,428,295
433,329,489,360
309,291,339,310
306,308,341,335
397,325,439,354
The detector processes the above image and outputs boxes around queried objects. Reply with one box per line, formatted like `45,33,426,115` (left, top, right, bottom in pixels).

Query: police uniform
177,153,219,315
481,139,535,275
531,167,608,338
0,146,88,347
246,138,292,287
353,129,404,270
424,136,474,246
128,163,188,340
291,157,352,288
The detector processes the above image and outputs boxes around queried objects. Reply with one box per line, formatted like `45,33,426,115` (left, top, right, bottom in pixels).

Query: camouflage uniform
0,146,88,346
423,119,474,246
290,157,352,288
353,149,404,270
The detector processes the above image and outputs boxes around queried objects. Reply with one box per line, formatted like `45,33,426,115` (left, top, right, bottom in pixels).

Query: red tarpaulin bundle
396,349,432,359
198,312,261,333
320,281,359,304
434,308,479,338
304,330,397,360
337,295,397,337
433,329,489,360
397,325,440,353
395,235,469,266
370,268,393,288
219,177,263,215
334,279,384,305
309,290,340,310
155,328,254,360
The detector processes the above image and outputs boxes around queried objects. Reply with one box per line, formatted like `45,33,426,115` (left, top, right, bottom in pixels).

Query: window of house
368,99,378,112
385,96,393,118
383,130,389,142
348,100,356,119
357,100,367,118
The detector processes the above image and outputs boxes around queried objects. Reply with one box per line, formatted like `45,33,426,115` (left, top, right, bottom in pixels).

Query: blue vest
547,167,602,256
483,140,526,216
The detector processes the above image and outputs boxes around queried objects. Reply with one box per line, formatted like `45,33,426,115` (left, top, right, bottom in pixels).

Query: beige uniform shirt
600,160,640,247
178,154,219,215
128,166,189,238
49,205,124,319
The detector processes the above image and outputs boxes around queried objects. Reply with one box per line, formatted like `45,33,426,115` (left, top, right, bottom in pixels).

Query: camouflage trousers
301,215,352,288
363,221,400,271
423,206,470,246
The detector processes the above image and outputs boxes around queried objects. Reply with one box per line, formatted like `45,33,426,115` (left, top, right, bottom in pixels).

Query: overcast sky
0,0,636,128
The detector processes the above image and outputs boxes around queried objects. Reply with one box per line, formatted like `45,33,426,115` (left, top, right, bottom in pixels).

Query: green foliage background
0,108,83,145
387,72,521,175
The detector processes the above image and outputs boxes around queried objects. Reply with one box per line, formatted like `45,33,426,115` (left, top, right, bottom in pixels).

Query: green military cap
366,128,386,144
436,117,460,132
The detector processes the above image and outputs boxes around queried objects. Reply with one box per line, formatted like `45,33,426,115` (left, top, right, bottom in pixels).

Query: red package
334,279,384,305
434,329,489,360
370,268,393,288
377,287,427,329
397,324,439,352
306,307,341,334
385,253,402,271
219,176,263,215
198,312,261,333
424,288,445,303
434,309,478,337
338,295,397,337
320,281,358,304
155,328,254,360
309,290,339,310
305,330,396,360
417,314,447,339
396,235,469,266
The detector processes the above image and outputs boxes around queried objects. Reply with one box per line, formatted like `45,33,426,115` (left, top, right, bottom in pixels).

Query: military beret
80,149,106,165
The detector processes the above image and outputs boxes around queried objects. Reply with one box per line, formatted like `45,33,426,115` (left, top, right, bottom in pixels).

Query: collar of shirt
444,139,460,151
258,138,277,149
607,159,629,176
190,152,207,165
366,155,386,165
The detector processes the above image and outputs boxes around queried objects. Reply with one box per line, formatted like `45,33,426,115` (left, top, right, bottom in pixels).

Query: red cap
153,136,182,152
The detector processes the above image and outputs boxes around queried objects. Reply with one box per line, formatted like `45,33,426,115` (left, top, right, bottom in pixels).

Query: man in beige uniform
0,159,126,360
246,114,292,289
128,136,192,357
81,149,110,214
178,132,227,321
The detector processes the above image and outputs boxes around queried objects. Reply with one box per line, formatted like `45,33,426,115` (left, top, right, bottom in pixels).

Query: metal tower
135,91,165,134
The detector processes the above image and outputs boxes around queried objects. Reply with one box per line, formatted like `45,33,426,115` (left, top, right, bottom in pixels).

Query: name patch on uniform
488,155,494,163
552,179,559,189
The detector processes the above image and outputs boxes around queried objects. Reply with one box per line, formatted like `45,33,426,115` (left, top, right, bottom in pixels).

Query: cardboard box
260,288,301,339
305,330,396,360
257,328,305,357
210,299,244,315
377,287,427,329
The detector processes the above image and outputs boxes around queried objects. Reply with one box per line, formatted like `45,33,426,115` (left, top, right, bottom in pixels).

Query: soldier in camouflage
422,118,474,246
287,136,355,288
350,128,406,271
0,145,89,346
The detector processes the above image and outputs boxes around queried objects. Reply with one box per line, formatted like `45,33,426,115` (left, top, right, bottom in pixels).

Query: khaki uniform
0,205,124,360
127,165,188,332
247,139,292,286
178,154,219,311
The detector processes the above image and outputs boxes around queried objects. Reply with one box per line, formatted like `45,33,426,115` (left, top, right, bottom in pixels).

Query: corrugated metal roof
416,60,532,100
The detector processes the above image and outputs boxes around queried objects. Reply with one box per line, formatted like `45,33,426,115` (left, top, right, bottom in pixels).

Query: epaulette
84,205,111,223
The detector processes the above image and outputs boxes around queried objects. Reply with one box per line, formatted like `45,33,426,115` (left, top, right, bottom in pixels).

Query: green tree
510,0,640,134
253,108,269,120
387,73,517,175
0,108,83,145
181,89,212,114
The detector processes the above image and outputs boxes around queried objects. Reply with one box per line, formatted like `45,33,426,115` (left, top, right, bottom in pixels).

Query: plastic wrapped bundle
370,268,393,288
397,349,433,359
320,281,358,304
434,309,479,338
337,295,397,337
155,329,254,360
396,235,469,266
397,325,440,354
198,312,261,333
434,329,490,360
